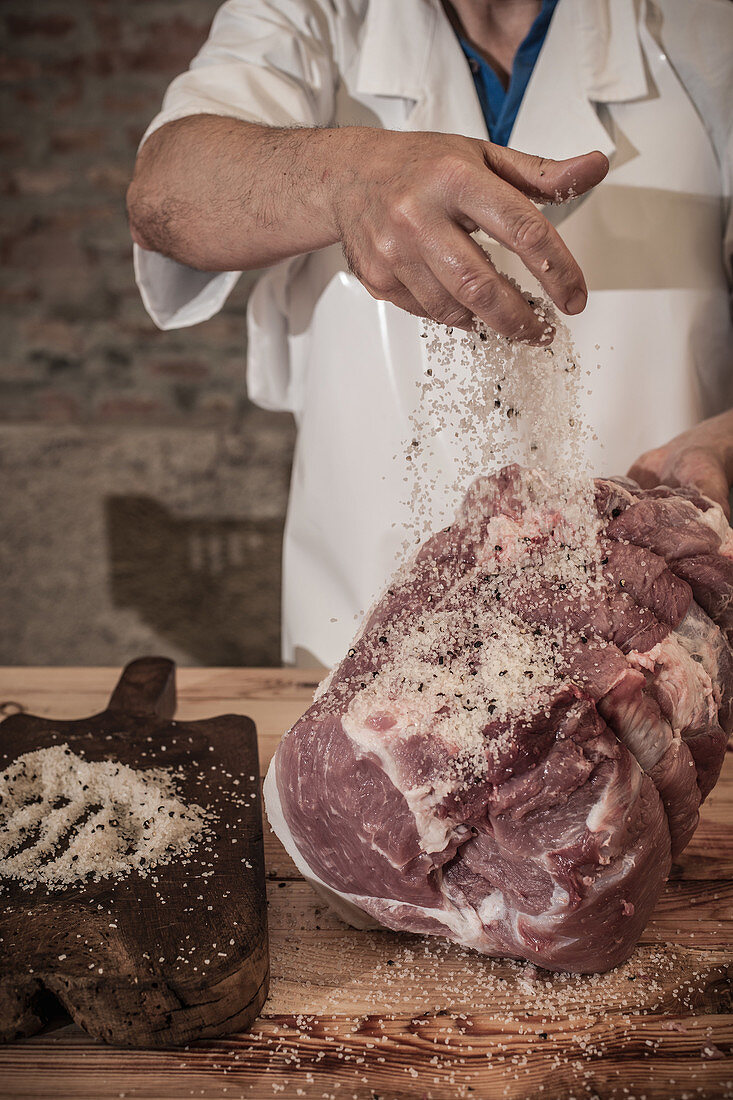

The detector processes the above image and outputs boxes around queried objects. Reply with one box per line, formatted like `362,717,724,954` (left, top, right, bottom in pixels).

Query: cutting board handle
107,657,176,720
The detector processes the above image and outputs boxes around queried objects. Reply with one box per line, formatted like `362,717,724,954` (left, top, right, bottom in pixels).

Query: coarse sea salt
0,743,213,891
404,286,599,552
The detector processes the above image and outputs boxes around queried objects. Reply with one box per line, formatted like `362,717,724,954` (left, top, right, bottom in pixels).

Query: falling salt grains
332,282,612,780
0,744,214,891
402,284,600,553
397,283,605,604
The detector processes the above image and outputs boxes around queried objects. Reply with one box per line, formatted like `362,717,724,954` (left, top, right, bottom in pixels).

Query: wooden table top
1,666,731,1100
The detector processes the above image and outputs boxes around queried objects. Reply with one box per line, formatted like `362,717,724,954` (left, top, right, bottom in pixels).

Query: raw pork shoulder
265,467,732,973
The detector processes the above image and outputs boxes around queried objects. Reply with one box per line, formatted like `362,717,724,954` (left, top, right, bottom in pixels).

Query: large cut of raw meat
265,466,732,973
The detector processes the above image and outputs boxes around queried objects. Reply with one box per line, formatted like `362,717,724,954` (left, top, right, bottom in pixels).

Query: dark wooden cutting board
0,657,268,1048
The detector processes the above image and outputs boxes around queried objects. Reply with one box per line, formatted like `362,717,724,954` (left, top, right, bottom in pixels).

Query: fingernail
566,289,587,315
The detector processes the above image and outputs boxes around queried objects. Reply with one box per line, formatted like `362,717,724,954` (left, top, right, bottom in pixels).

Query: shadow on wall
106,496,284,666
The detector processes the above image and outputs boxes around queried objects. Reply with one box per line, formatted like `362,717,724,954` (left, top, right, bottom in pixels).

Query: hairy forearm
127,115,348,271
127,114,609,341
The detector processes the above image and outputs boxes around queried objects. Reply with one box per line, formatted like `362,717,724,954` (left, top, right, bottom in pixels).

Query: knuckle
508,209,551,254
631,453,653,474
677,444,712,463
432,302,473,328
390,194,423,233
635,445,668,478
455,269,501,313
363,268,400,300
372,230,402,267
433,152,471,191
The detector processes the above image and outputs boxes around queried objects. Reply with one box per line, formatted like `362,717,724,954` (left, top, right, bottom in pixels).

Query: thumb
484,145,609,204
627,446,666,489
672,450,731,519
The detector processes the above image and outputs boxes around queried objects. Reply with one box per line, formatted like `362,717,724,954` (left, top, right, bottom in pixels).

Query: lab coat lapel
356,0,650,155
355,0,489,139
355,0,436,103
404,3,489,139
510,0,651,163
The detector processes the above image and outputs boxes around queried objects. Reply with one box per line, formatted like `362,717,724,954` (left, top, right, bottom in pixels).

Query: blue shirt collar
459,0,560,147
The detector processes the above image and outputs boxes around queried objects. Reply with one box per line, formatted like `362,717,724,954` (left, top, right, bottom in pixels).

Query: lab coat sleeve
133,0,339,331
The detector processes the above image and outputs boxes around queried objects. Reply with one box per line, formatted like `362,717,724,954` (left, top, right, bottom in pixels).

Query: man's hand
128,119,608,343
331,130,608,344
628,410,733,519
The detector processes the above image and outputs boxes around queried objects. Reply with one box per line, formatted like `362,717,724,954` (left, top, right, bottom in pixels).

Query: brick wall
0,0,296,667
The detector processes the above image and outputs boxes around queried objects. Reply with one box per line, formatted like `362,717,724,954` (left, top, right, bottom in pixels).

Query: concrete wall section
0,1,296,666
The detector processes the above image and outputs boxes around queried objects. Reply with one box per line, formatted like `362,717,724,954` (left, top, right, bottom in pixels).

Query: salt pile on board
0,743,213,891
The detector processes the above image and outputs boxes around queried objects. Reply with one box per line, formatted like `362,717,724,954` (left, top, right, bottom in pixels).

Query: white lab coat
134,0,733,667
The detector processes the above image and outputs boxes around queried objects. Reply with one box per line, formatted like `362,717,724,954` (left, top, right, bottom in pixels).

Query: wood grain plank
0,668,315,741
1,1012,731,1100
265,925,732,1018
674,820,733,880
1,668,731,1100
